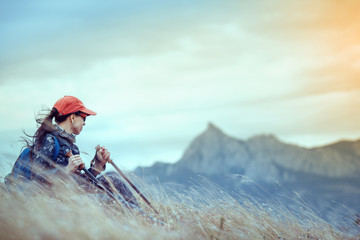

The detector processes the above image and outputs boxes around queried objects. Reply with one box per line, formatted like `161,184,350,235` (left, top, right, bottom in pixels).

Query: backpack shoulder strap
51,135,60,161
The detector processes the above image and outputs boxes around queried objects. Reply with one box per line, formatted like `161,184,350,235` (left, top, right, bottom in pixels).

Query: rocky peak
202,122,226,138
184,122,234,152
176,122,249,175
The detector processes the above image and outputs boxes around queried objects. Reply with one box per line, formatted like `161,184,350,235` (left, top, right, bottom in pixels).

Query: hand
66,154,85,173
94,146,111,169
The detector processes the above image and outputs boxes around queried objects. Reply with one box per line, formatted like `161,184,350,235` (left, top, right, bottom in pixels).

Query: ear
70,113,76,123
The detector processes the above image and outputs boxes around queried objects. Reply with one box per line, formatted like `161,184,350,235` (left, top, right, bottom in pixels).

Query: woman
8,95,138,207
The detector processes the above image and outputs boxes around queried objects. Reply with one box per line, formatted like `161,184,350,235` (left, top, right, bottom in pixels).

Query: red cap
53,96,97,116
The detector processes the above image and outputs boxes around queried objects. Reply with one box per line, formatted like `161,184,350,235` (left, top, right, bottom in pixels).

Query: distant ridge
134,123,360,224
135,122,360,179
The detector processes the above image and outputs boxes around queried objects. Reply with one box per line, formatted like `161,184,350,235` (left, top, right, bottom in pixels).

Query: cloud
0,1,265,83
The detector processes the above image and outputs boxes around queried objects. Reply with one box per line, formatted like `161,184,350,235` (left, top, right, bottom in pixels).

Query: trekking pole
65,151,121,204
95,145,160,215
64,150,167,225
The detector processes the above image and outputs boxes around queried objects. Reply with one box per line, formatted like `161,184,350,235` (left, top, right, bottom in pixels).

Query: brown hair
22,107,71,151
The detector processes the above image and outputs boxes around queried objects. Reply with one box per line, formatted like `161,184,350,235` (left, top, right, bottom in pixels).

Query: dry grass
0,176,357,240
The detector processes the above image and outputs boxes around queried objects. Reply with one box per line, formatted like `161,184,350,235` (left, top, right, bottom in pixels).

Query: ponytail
22,107,74,151
32,107,59,151
22,107,60,151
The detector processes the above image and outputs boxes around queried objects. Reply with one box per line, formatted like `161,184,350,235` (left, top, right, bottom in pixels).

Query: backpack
9,135,60,182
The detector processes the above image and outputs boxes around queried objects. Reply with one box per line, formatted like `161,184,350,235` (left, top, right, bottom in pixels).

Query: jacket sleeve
32,135,63,182
88,154,106,177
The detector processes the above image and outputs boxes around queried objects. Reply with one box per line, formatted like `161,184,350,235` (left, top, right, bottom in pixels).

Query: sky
1,0,360,177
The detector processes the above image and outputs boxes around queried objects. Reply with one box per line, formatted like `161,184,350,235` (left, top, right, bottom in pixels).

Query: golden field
0,176,357,240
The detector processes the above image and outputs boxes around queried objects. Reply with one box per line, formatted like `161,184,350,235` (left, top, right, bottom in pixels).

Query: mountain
133,123,360,226
135,122,360,181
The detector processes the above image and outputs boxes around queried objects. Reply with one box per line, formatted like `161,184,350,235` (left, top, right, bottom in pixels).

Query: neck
58,122,73,134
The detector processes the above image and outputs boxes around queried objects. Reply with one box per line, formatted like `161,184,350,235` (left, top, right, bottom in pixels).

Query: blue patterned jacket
31,125,100,182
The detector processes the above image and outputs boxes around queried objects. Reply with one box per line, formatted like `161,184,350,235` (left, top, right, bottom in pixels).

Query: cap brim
81,108,97,116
